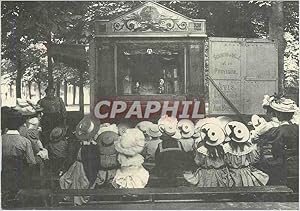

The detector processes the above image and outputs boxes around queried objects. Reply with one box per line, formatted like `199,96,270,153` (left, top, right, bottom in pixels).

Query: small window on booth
117,44,184,95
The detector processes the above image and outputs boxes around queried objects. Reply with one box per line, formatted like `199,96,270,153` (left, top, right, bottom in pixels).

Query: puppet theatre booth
89,2,207,122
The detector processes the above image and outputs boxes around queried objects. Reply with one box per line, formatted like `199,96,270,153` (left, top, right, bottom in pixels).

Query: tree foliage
1,1,299,97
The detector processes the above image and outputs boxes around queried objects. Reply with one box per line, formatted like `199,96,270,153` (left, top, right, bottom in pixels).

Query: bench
50,186,293,207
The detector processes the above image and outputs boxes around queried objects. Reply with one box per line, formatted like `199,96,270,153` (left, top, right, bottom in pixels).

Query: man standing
38,86,66,144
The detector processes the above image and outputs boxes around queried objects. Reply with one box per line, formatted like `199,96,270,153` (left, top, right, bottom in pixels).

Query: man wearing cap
38,86,66,144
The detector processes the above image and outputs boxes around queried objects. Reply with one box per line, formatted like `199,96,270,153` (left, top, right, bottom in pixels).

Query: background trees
1,1,299,105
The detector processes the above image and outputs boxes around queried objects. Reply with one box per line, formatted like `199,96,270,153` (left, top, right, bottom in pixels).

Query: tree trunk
64,79,68,106
269,2,285,94
15,52,23,99
46,34,54,88
79,68,84,115
73,84,76,105
28,81,32,99
37,81,41,99
56,80,61,97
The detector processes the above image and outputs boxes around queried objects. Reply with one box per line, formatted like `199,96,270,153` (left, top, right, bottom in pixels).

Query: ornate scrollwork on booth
112,6,189,32
95,2,206,36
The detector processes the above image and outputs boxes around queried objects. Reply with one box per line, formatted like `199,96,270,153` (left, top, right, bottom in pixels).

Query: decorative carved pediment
95,2,206,37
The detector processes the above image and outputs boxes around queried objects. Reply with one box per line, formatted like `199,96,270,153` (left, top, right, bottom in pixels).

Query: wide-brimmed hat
13,98,37,116
195,117,222,131
96,131,119,155
200,123,225,146
225,121,250,143
270,98,298,113
136,121,153,133
75,116,100,140
158,124,181,139
114,128,145,156
50,127,66,142
94,123,119,139
178,119,195,139
157,115,181,139
146,124,162,138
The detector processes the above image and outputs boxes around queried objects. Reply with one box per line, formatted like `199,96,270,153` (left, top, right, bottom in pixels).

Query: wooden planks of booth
208,37,278,116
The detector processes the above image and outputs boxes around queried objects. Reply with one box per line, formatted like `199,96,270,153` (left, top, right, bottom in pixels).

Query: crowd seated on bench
1,93,299,206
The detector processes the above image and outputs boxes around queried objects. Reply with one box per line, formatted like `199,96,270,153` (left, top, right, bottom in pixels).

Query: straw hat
200,123,225,146
50,127,66,142
75,116,100,140
136,121,153,133
178,119,195,139
270,98,298,113
157,115,181,139
114,128,145,156
94,123,119,139
96,131,119,155
158,124,181,139
146,124,162,138
195,117,222,131
13,98,37,116
225,121,250,143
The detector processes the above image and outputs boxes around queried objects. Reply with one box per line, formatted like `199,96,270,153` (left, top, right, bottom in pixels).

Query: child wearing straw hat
112,128,149,188
93,131,120,188
153,115,192,187
184,122,231,187
59,116,100,206
223,121,269,187
177,119,195,152
142,124,162,166
47,127,69,175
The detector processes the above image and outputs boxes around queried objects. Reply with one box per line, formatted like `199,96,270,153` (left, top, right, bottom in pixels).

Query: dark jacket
256,123,299,185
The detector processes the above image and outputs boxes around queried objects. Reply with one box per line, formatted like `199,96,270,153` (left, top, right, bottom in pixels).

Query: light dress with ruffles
112,154,149,188
223,143,269,187
59,141,98,206
184,145,231,187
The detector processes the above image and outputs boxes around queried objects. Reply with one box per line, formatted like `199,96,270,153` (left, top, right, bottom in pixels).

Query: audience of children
2,93,299,206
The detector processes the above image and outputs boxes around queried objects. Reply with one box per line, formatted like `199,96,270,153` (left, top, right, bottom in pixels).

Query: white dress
112,154,149,188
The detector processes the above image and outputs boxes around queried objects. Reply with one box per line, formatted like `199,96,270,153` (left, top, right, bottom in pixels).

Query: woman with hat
59,116,100,206
255,94,299,185
223,121,269,186
153,115,192,187
184,122,231,187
